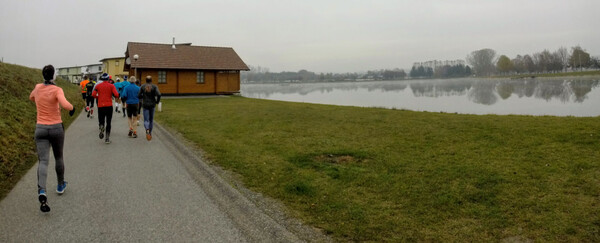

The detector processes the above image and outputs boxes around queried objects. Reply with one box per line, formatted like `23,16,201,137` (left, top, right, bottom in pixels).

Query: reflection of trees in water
494,79,600,103
468,82,498,105
570,80,600,102
242,81,407,97
409,80,471,97
495,82,514,99
243,78,600,104
533,79,570,102
409,78,599,105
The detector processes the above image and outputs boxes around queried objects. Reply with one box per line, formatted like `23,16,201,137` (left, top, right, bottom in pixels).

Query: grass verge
156,96,599,241
0,63,83,200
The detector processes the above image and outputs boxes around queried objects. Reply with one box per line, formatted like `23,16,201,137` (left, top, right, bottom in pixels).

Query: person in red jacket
92,73,119,144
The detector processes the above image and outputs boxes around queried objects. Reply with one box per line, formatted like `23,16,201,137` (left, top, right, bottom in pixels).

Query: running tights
35,124,65,192
98,106,113,134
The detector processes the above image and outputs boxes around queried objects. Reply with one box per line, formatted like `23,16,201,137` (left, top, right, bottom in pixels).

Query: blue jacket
118,81,130,97
114,81,128,96
121,82,141,105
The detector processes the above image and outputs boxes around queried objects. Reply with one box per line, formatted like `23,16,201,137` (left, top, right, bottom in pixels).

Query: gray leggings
35,124,65,192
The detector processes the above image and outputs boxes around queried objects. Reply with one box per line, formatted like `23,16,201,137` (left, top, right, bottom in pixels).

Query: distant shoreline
242,71,600,84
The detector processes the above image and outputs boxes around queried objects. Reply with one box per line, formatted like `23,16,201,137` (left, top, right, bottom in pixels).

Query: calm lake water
241,78,600,117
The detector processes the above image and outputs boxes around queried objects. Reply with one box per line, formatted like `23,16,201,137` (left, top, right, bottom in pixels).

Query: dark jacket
138,83,161,109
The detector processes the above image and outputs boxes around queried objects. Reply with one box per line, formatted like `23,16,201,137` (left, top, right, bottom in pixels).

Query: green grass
156,96,600,242
0,63,84,200
493,70,600,78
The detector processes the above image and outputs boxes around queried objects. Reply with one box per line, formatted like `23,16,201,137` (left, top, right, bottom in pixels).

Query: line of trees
243,45,598,82
409,64,472,79
242,66,407,83
468,46,600,76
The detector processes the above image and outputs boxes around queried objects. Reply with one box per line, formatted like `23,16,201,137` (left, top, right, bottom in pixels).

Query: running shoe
57,181,67,194
128,130,133,137
99,125,105,139
39,189,50,213
146,129,152,141
105,138,111,144
133,132,138,138
87,111,90,118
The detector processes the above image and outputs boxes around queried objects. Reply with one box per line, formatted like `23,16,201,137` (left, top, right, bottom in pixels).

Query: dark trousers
98,106,113,134
86,96,95,108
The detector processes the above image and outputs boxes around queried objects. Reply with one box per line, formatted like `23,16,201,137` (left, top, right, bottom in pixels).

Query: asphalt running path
0,104,303,242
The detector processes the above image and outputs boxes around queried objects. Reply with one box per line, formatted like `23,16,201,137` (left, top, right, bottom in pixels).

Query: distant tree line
243,45,599,82
409,64,472,79
468,46,600,76
242,66,407,83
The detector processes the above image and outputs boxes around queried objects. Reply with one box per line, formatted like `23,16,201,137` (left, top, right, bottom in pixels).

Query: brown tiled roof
125,42,249,71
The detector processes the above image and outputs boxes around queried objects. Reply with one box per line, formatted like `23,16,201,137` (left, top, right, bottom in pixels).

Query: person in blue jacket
121,76,141,138
113,77,128,117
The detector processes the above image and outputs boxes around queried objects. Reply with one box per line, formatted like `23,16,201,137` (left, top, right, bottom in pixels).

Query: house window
197,71,204,84
158,71,167,84
115,61,119,66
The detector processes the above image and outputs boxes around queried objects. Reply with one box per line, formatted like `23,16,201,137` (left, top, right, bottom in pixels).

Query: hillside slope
0,63,83,199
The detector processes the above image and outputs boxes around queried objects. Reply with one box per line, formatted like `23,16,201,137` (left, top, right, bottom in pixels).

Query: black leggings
98,106,113,134
86,96,95,108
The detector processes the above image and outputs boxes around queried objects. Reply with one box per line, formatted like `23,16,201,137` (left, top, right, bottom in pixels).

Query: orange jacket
29,83,73,125
80,80,90,93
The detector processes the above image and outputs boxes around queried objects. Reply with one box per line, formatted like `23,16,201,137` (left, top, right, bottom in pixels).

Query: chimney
172,37,176,49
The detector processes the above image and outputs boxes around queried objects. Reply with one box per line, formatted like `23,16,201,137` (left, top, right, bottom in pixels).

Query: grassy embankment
493,70,600,79
0,63,83,200
157,96,599,242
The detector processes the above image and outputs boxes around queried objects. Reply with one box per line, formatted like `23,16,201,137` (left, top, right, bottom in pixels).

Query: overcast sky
1,0,598,73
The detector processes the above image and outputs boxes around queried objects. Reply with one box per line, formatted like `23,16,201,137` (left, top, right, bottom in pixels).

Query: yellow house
99,57,128,80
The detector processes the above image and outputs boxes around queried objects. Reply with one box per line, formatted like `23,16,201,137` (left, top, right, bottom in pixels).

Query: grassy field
156,96,599,242
0,63,83,200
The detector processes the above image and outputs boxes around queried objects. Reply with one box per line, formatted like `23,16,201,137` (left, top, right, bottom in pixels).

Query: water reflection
242,81,407,97
241,78,600,116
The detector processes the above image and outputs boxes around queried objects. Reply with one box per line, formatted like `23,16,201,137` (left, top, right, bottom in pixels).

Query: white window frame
197,71,204,84
158,71,167,84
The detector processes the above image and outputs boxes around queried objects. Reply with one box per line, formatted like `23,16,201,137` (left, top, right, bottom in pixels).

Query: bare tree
556,46,569,71
466,48,497,76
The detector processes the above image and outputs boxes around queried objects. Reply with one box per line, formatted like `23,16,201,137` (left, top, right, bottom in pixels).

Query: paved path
0,106,303,242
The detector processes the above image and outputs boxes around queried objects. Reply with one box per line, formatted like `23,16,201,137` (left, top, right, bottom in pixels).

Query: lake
240,78,600,117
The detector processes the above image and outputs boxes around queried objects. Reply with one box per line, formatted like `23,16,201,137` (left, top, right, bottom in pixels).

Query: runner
120,76,129,116
85,79,96,118
114,77,128,117
79,75,89,104
121,76,140,138
135,79,142,127
92,73,119,144
29,65,75,212
138,76,161,141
